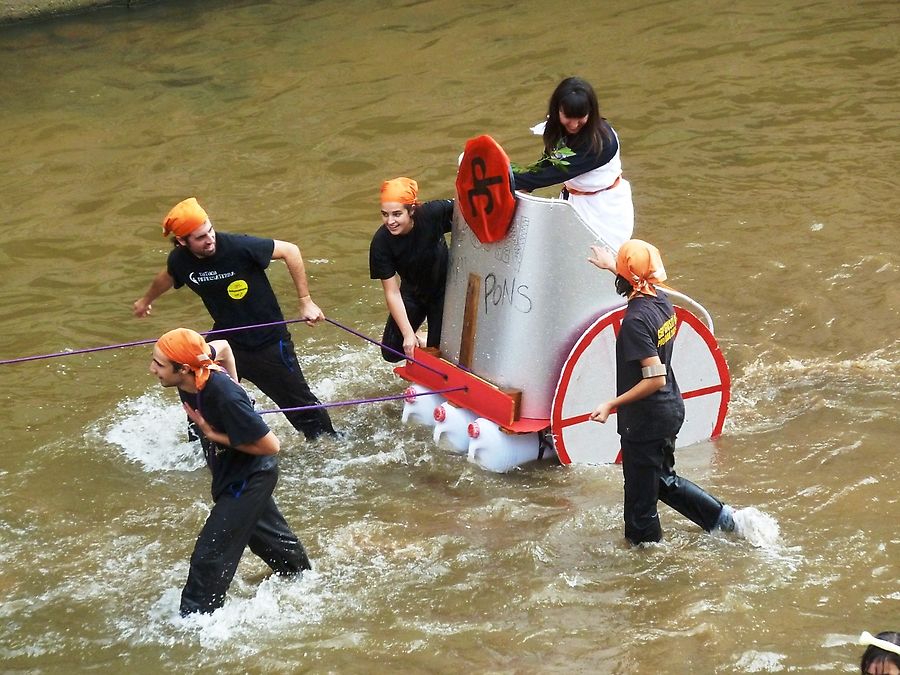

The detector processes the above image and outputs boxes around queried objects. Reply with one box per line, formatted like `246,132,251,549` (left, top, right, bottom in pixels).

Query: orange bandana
156,328,223,391
380,177,418,205
616,239,667,297
162,197,208,238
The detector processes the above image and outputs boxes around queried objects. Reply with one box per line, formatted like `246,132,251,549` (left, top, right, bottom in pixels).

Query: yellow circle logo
227,279,248,299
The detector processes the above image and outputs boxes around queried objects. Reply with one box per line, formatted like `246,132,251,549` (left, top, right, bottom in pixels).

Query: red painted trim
503,418,551,433
551,308,625,464
556,409,620,429
395,349,549,431
551,305,731,465
557,412,593,428
682,384,724,400
674,308,731,437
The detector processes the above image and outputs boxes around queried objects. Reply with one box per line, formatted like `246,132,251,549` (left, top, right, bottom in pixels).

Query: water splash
100,391,204,472
132,571,329,653
726,347,900,433
735,650,786,672
98,343,398,476
733,507,781,549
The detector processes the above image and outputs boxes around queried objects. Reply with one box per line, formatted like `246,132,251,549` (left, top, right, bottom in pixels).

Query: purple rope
323,316,447,379
2,314,465,414
0,319,311,366
2,316,446,380
0,337,157,365
258,385,467,415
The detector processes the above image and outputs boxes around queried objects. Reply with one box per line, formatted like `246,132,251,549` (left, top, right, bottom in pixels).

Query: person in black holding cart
369,177,454,362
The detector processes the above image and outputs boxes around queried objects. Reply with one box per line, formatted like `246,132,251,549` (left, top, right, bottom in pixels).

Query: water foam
726,348,900,434
733,507,781,549
135,570,329,652
734,649,786,672
101,392,205,473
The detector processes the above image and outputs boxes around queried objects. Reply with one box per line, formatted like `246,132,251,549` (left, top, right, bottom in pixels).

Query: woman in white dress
513,76,634,250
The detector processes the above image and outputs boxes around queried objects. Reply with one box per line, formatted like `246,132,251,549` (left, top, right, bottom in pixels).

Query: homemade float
395,136,730,472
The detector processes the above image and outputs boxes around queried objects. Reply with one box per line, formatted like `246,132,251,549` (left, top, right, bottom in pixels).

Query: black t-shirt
180,370,277,500
615,291,685,441
167,232,287,350
368,200,454,301
512,119,619,192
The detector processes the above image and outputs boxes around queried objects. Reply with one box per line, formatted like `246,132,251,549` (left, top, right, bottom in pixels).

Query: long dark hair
861,632,900,674
542,76,610,156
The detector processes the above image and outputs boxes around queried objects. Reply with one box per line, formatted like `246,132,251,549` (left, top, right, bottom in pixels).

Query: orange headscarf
616,239,667,297
156,328,223,391
380,177,418,205
162,197,209,238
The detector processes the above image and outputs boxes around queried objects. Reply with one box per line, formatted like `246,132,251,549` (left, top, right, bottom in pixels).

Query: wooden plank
458,273,481,369
394,349,545,430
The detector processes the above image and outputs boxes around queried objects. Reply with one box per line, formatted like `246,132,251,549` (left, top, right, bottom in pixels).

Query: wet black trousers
380,292,444,363
180,469,312,616
233,337,335,440
621,436,725,545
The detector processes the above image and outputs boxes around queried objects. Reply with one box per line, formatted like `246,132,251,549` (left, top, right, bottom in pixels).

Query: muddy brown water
0,1,897,672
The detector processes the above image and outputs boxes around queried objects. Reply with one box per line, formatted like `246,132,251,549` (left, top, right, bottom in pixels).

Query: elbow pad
641,363,667,379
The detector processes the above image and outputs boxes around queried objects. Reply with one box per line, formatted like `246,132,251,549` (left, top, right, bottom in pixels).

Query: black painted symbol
467,157,503,215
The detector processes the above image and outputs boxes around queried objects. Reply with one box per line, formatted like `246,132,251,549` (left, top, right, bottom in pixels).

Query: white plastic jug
432,402,478,454
466,418,540,473
400,384,445,427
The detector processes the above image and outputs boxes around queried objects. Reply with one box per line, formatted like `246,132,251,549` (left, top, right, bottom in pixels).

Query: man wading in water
149,327,310,616
134,197,336,441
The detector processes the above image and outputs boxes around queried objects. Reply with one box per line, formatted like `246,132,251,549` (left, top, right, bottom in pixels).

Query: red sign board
455,135,517,243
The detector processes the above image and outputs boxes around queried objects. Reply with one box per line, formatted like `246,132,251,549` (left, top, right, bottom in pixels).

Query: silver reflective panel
440,193,625,419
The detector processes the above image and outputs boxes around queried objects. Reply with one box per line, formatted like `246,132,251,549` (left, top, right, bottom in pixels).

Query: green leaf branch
511,144,576,174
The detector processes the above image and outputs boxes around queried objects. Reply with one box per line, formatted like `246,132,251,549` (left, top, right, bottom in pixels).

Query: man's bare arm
133,269,175,317
272,240,324,326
